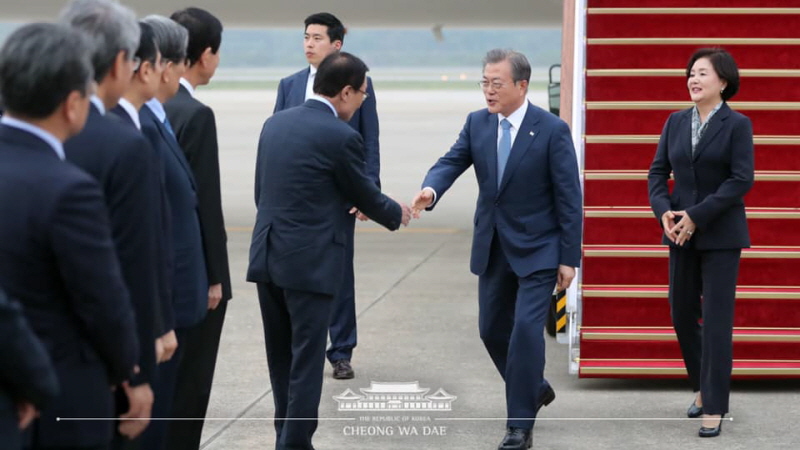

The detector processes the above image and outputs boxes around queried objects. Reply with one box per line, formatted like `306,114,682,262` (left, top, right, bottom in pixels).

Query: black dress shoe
687,401,702,418
497,427,532,450
537,384,556,414
332,359,354,379
698,414,724,438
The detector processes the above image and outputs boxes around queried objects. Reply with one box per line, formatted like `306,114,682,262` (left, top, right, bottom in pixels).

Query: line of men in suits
0,1,231,450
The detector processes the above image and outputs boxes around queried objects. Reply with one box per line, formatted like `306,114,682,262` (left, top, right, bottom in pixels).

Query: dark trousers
257,282,332,450
139,327,189,450
669,247,740,415
478,235,556,430
326,213,357,363
165,300,228,450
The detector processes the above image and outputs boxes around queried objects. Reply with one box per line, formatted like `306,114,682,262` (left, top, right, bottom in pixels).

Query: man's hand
118,382,153,439
349,207,370,222
157,330,178,363
208,283,222,310
411,189,434,218
556,265,576,291
399,203,412,227
17,402,37,430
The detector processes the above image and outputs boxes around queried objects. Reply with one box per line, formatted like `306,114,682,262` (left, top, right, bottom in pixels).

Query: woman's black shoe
698,415,724,438
687,401,702,418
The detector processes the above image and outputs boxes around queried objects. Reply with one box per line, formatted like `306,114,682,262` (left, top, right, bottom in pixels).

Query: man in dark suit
1,288,59,450
0,22,140,450
274,12,381,380
162,8,230,449
412,49,582,450
60,0,159,441
138,15,210,450
248,52,410,450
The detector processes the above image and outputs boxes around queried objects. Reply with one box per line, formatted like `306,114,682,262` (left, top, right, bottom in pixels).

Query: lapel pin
529,131,534,136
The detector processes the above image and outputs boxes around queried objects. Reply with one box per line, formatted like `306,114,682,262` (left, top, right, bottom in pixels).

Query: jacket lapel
676,109,692,162
482,113,499,191
161,123,197,190
144,107,197,190
693,103,730,161
291,69,310,106
498,103,539,194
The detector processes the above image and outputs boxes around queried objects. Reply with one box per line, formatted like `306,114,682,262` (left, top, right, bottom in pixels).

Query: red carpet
585,143,800,171
580,0,800,378
585,109,800,136
584,177,800,208
587,45,800,70
586,77,800,102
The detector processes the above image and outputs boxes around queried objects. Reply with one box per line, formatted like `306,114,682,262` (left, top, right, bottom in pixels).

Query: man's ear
339,84,352,101
200,47,214,67
333,40,343,52
138,61,153,83
162,61,173,83
109,50,128,80
63,90,88,132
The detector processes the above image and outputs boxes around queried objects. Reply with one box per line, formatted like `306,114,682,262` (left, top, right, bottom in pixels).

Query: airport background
3,17,798,450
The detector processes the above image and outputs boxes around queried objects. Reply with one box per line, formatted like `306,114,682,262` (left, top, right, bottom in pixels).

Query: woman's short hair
686,48,740,101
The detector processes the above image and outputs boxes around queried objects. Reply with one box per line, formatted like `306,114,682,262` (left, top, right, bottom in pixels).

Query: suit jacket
110,104,174,334
247,100,402,295
274,68,381,186
141,105,209,328
0,124,138,447
648,103,755,249
164,85,232,301
422,102,582,277
0,288,59,450
64,104,160,387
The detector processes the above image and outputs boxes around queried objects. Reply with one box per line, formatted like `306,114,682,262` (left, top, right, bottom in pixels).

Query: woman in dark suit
648,48,754,437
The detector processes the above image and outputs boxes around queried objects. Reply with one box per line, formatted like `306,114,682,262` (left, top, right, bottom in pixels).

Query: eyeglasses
131,56,141,72
357,88,369,100
478,80,516,90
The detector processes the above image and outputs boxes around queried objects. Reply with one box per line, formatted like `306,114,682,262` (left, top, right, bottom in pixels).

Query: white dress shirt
497,101,529,150
90,95,106,115
309,95,337,117
117,98,142,130
179,77,196,98
304,65,318,101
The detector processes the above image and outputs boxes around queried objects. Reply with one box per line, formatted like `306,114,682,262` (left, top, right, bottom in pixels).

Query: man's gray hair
483,49,531,85
142,15,188,64
0,22,94,118
59,0,140,83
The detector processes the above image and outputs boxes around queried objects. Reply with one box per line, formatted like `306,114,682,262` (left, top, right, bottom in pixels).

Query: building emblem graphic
334,381,457,411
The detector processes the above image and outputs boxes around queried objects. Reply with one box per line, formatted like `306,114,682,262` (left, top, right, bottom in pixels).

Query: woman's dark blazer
648,102,755,250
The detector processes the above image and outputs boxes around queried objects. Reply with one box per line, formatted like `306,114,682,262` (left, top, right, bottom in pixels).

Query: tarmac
192,88,799,450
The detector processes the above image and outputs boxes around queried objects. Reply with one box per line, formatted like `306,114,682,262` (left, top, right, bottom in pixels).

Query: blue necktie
497,118,512,187
163,116,175,137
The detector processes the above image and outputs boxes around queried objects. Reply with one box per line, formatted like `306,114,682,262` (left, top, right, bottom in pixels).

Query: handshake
353,189,436,227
